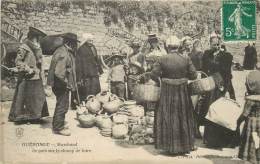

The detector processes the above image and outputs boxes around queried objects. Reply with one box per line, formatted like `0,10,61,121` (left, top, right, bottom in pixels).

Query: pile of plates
100,128,112,137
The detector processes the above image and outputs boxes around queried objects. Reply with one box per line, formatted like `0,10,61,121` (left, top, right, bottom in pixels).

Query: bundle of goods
144,111,155,144
127,107,155,145
206,97,242,131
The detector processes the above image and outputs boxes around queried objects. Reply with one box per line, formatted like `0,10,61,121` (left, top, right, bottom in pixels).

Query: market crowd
7,26,259,164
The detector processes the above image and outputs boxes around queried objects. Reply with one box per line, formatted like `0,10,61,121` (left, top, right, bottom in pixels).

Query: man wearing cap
47,33,78,136
76,33,103,102
143,34,167,71
8,27,49,123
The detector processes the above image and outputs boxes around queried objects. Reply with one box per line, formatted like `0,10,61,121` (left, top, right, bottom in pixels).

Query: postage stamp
222,0,257,42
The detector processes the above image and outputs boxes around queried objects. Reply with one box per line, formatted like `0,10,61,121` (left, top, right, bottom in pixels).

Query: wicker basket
133,73,161,102
189,71,216,95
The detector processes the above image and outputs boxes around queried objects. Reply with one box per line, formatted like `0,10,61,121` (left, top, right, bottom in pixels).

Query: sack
206,97,242,131
40,35,63,55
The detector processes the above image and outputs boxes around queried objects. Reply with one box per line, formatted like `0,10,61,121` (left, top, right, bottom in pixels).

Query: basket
133,73,161,102
189,71,215,95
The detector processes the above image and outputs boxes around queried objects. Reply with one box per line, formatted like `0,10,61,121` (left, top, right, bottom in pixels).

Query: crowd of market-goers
7,26,259,164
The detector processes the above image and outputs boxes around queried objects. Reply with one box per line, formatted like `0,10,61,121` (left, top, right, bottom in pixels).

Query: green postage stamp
222,0,257,42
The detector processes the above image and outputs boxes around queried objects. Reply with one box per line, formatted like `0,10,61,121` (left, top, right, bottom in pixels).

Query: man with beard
200,35,238,148
47,33,79,136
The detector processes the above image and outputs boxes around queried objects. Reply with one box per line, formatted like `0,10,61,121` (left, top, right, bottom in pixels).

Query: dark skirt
8,79,49,122
201,88,238,148
239,117,260,164
78,77,101,102
155,81,195,154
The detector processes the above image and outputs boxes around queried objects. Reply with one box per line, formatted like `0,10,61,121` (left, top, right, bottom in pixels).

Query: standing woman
151,36,197,155
76,33,103,102
8,27,49,123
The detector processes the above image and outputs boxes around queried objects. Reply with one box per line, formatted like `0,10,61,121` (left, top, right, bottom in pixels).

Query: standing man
218,44,236,100
76,33,103,102
47,33,79,136
243,42,257,70
8,27,49,123
201,35,238,148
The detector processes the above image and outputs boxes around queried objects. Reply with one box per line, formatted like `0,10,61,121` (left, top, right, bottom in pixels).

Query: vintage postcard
0,0,259,164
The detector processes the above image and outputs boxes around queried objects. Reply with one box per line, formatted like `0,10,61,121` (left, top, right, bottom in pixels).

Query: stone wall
1,0,217,56
1,0,260,60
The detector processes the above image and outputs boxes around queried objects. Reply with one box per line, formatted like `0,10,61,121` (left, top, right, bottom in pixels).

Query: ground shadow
39,117,52,129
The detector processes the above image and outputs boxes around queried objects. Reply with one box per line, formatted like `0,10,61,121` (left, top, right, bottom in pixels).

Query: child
108,55,126,98
237,70,260,164
127,62,145,99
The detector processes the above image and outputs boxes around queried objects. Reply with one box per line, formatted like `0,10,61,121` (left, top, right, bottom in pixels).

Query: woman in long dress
151,36,197,154
76,33,103,102
8,27,49,123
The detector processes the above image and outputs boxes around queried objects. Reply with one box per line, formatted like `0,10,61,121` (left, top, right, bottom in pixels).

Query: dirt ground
0,70,253,164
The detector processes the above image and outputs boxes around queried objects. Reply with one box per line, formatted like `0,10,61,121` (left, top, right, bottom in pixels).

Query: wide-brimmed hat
129,61,144,71
148,34,158,43
61,32,80,43
246,70,260,94
29,27,47,37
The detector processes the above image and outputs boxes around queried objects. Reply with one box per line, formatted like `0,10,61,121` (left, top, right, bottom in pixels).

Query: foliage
60,1,70,13
124,15,135,32
34,1,46,12
166,16,176,30
103,15,112,27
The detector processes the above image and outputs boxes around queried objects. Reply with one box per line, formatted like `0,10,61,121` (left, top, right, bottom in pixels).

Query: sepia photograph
0,0,259,163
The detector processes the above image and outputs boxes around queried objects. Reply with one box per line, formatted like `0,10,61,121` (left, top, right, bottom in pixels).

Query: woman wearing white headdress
150,35,198,155
75,33,103,102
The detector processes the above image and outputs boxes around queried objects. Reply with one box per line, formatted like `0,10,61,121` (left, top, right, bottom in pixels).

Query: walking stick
73,75,81,106
124,76,128,100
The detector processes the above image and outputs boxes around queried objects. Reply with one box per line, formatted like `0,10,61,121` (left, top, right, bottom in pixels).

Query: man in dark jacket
243,42,257,70
76,33,103,102
218,45,236,100
47,33,78,136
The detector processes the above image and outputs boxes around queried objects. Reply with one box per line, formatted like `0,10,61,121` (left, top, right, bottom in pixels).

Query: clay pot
145,127,154,135
145,115,154,125
98,115,113,129
112,124,128,139
76,105,88,119
96,91,113,104
78,113,96,128
113,114,128,124
128,105,145,117
85,95,101,114
103,96,124,114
